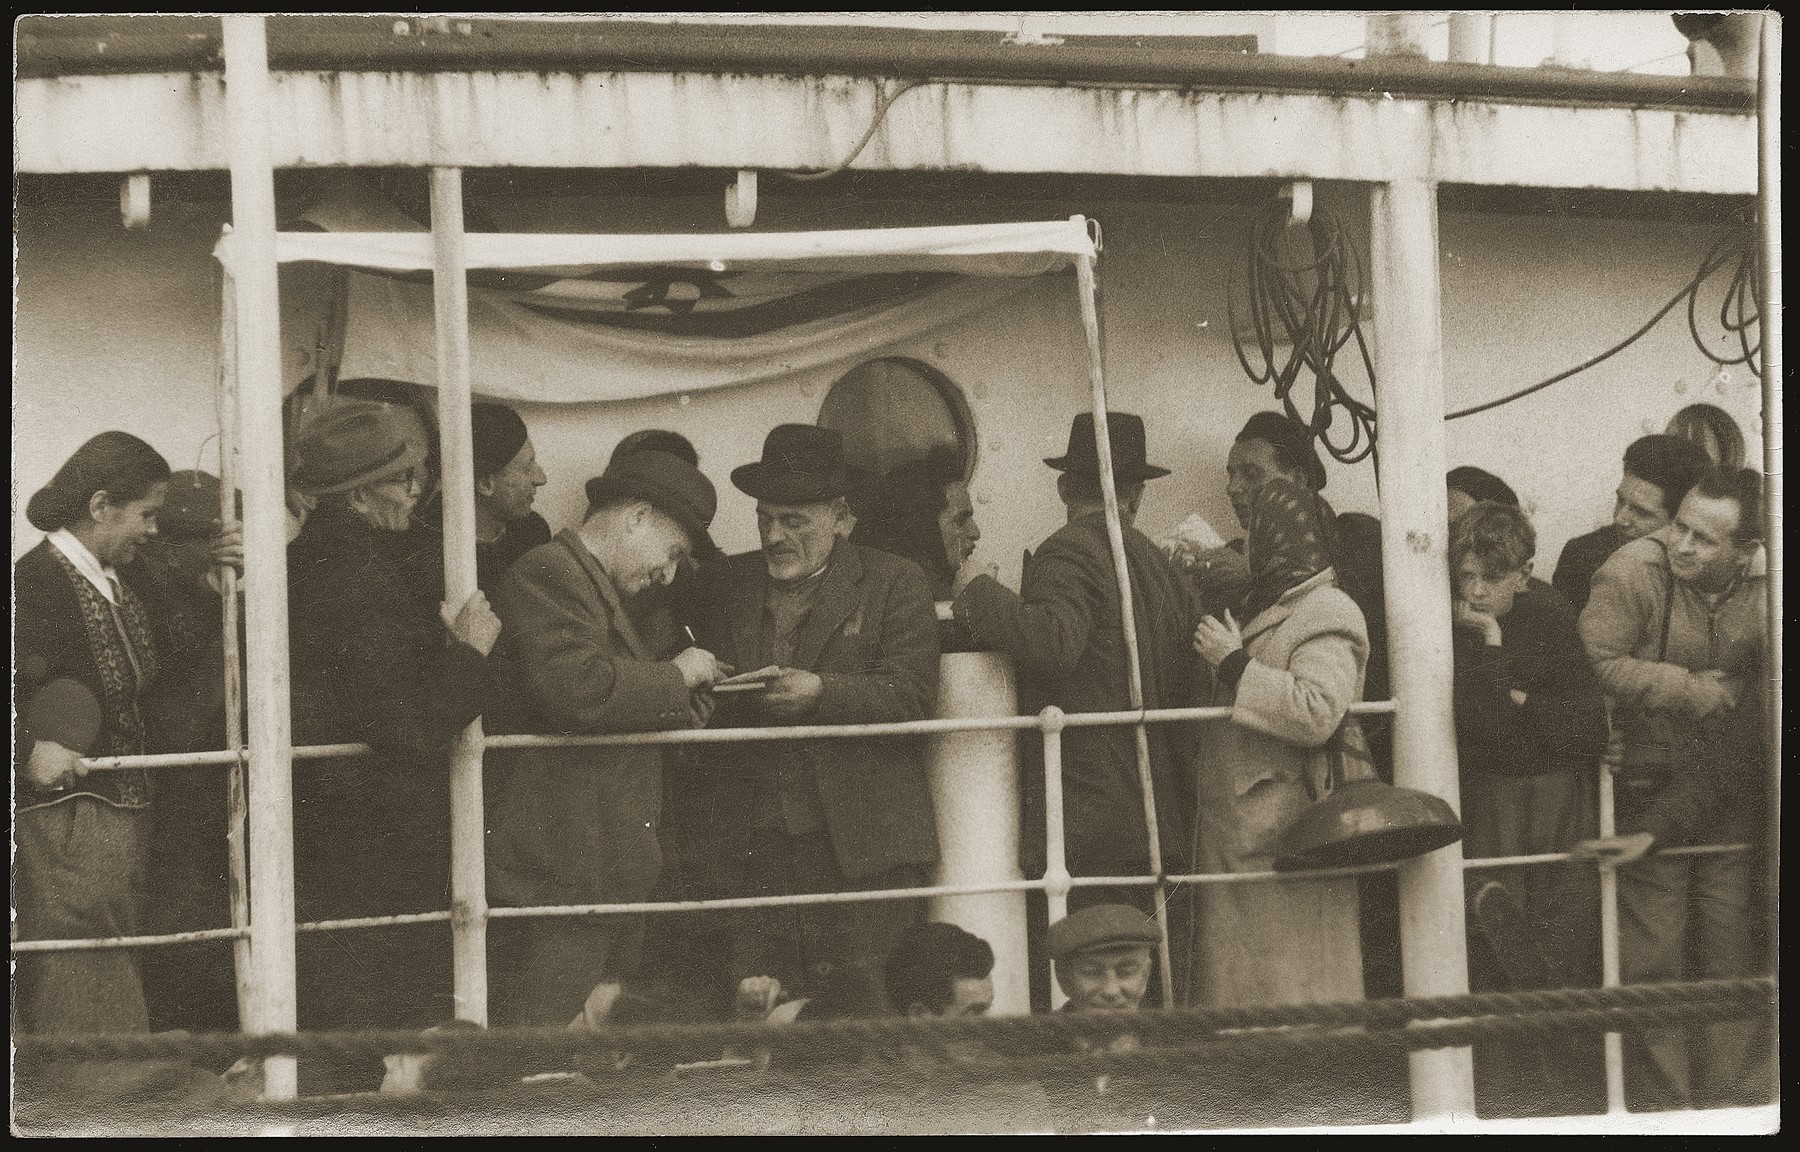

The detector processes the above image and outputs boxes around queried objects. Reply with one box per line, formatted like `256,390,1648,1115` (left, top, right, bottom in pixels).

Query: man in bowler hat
951,412,1201,1003
679,423,942,1015
484,450,732,1025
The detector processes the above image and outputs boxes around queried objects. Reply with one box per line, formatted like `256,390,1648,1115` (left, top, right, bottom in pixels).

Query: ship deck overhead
15,15,1756,195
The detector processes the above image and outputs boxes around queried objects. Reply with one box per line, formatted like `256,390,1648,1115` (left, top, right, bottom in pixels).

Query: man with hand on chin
681,424,941,1016
1446,501,1608,1115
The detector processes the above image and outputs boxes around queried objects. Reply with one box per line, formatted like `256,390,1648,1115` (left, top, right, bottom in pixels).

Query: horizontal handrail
1463,843,1752,870
75,699,1400,772
11,925,252,953
24,834,1751,954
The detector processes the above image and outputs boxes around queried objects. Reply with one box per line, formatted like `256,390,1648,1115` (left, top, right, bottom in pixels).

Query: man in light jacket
1575,466,1770,1110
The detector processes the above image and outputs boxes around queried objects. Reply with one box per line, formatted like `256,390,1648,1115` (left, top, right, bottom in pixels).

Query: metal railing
16,689,1759,1121
22,698,1400,955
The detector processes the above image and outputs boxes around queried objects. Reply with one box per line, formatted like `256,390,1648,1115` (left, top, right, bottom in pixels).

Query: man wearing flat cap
1048,903,1161,1016
1042,904,1159,1110
484,450,733,1026
678,423,941,1013
951,412,1201,945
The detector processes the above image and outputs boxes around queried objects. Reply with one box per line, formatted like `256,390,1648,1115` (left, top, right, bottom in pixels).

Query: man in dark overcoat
951,411,1202,911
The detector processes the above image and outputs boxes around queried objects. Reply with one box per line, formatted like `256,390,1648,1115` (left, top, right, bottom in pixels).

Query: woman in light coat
1187,477,1373,1009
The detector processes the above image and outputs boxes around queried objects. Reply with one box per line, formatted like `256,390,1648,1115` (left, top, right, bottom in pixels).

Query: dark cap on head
1046,904,1161,963
1446,466,1518,508
731,424,851,504
159,470,228,541
1623,434,1711,514
1236,412,1327,493
471,403,530,479
1044,411,1170,482
585,450,718,555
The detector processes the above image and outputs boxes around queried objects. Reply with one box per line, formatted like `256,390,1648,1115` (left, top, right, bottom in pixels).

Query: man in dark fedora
484,449,733,1026
951,411,1201,995
678,423,941,1015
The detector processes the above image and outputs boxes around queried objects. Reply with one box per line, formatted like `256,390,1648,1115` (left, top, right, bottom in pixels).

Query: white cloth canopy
217,218,1097,278
332,271,1042,403
223,216,1098,404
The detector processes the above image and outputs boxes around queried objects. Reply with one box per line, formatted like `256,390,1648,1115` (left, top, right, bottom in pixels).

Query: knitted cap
289,398,427,497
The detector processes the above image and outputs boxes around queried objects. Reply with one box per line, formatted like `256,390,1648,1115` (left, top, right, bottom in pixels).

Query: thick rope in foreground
16,979,1773,1069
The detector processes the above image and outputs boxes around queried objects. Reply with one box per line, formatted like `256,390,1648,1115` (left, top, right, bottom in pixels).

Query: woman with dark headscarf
1186,477,1374,1010
14,433,173,1035
286,398,502,1089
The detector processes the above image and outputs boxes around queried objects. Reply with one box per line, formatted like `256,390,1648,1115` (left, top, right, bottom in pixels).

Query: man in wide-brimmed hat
677,423,941,1016
483,449,734,1027
951,411,1201,1004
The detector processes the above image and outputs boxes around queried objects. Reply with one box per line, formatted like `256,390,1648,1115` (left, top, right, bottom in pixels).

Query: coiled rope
1228,196,1380,466
17,978,1773,1071
1229,194,1764,435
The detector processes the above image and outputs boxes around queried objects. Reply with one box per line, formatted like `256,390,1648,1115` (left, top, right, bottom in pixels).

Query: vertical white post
1755,10,1780,1011
927,653,1030,1016
221,15,297,1099
429,167,489,1026
1369,178,1476,1121
1447,14,1490,65
1597,756,1627,1112
1042,708,1070,1010
1073,247,1176,1011
217,273,256,1030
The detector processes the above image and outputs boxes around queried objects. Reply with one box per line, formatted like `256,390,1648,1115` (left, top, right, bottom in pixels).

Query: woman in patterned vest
14,432,173,1035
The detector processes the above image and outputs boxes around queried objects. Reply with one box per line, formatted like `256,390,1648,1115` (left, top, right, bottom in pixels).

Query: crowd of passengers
14,387,1769,1115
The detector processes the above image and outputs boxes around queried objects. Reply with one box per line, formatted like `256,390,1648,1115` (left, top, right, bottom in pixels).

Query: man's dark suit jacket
681,539,941,882
953,513,1204,874
1553,523,1627,618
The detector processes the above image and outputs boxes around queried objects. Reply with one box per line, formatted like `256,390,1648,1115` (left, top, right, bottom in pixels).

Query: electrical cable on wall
1448,231,1761,421
783,79,930,183
1228,197,1380,467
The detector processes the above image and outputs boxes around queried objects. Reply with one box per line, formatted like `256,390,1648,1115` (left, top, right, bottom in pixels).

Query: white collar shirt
48,528,121,604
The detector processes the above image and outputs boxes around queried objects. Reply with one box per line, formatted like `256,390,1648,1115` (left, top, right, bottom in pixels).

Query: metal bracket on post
725,170,758,229
1281,181,1314,227
121,174,152,230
